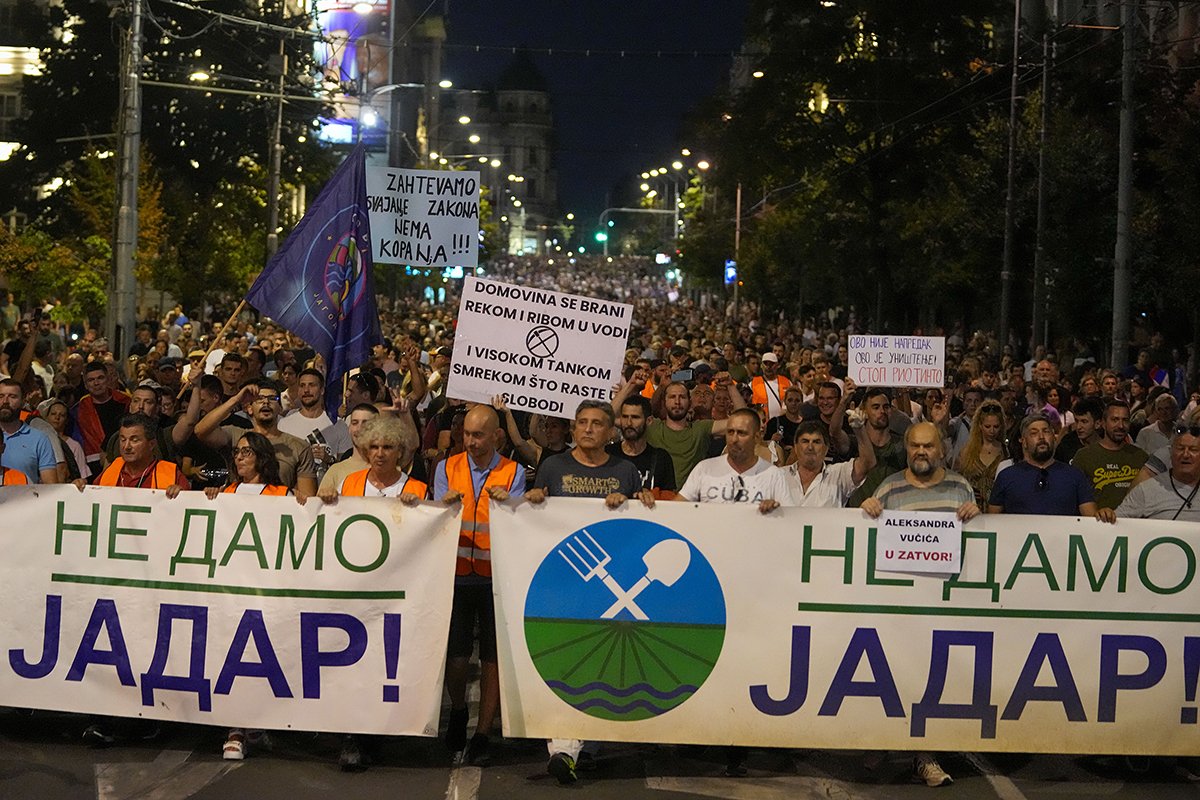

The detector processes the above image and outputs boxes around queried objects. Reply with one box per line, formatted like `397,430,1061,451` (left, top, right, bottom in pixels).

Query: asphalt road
3,709,1200,800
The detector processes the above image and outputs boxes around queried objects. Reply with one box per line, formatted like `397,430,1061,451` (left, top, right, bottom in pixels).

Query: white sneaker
912,753,952,787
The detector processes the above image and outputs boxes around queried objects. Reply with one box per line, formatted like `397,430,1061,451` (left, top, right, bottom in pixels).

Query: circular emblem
524,519,725,721
525,326,560,359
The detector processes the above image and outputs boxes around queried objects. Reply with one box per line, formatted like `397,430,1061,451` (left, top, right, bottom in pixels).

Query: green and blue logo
524,519,725,721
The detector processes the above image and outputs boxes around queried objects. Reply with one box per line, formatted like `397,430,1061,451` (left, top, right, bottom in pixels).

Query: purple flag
247,146,380,419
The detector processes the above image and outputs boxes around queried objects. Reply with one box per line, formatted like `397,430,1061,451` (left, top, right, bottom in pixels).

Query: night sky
441,0,749,229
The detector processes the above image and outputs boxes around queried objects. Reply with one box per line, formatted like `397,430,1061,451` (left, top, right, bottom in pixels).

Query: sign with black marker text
875,510,962,574
448,277,634,416
847,334,945,388
366,167,479,268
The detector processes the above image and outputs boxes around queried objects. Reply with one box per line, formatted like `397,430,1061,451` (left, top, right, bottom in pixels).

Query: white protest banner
492,500,1200,755
0,486,458,735
847,334,945,388
875,510,962,574
366,167,479,268
447,277,633,416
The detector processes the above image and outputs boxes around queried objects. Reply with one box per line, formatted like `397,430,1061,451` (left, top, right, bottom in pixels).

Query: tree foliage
0,0,337,316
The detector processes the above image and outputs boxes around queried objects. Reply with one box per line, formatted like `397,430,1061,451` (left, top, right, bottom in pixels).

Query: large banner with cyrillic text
491,500,1200,754
0,486,459,735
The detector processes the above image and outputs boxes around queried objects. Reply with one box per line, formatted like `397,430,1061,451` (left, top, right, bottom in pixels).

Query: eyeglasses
1037,468,1049,491
734,475,748,503
1175,425,1200,438
257,394,281,403
233,446,255,458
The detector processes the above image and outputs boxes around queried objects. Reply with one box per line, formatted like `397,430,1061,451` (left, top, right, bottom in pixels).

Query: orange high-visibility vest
445,452,518,578
339,469,428,499
97,458,179,488
751,374,791,408
222,482,290,496
1,467,29,486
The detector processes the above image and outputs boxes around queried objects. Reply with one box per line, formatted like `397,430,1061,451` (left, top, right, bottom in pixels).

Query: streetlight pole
110,0,142,360
998,0,1021,356
1110,0,1136,369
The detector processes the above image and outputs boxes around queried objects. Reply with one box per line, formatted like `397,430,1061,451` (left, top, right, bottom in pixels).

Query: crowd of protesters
1,257,1198,784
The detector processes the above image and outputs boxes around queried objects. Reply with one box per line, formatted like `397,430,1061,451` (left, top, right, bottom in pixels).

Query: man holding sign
860,419,977,787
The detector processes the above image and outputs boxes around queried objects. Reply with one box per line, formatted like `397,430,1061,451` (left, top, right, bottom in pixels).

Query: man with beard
988,414,1101,516
0,378,57,484
861,421,979,521
613,373,746,487
1071,400,1147,509
607,395,676,498
860,420,978,788
279,368,334,440
847,388,911,507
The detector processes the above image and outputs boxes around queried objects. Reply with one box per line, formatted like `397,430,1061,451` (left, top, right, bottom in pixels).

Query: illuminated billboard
314,0,391,145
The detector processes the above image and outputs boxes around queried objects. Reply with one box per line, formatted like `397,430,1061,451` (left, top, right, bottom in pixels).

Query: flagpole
176,299,248,398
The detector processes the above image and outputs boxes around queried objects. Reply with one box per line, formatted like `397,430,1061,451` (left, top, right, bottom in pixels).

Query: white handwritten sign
874,510,962,574
447,277,633,416
365,167,479,268
847,334,945,388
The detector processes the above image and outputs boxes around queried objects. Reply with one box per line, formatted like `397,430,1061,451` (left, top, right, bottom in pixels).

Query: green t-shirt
646,418,716,488
847,432,908,508
1071,442,1148,510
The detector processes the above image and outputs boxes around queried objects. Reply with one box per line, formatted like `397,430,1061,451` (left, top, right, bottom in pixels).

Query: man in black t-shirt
606,395,676,497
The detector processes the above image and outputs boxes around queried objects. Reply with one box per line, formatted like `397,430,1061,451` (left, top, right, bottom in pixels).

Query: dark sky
440,0,748,230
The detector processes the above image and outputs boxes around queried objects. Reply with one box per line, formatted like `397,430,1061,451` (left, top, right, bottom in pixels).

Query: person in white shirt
679,408,796,512
787,419,875,507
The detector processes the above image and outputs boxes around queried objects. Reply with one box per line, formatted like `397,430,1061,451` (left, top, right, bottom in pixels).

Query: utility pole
998,0,1021,355
110,0,142,361
1031,28,1051,348
1110,0,1136,370
733,181,742,319
265,37,286,259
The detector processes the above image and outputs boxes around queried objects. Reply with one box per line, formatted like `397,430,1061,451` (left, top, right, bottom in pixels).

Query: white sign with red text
875,510,962,573
847,334,945,388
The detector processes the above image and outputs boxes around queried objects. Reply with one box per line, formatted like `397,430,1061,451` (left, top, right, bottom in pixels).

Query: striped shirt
872,469,974,513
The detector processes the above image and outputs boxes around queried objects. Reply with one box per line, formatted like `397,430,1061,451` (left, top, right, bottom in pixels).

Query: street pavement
3,709,1200,800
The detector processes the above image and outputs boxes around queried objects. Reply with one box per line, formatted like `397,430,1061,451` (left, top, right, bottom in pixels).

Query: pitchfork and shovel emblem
557,530,692,621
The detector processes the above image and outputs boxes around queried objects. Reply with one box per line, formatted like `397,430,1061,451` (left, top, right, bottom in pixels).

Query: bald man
860,420,977,787
433,404,526,766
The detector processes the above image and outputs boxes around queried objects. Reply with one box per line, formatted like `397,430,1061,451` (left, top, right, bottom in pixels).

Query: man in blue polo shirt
0,378,57,484
988,413,1105,519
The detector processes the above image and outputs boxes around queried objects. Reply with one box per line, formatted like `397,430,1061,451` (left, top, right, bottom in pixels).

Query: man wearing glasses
1115,423,1200,522
193,378,317,500
987,413,1104,518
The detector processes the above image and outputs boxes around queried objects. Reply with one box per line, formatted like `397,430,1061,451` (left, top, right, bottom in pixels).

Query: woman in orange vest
203,431,291,500
321,415,426,504
201,429,288,762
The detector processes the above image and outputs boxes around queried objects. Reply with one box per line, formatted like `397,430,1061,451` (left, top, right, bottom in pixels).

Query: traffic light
594,232,608,242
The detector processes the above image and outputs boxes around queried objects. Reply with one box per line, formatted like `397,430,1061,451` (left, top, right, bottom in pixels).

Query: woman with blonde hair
955,400,1008,507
